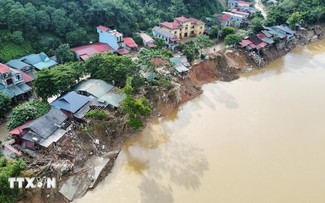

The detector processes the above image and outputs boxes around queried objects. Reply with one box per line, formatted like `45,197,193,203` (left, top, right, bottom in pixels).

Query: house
230,9,250,18
240,35,268,51
237,1,252,11
228,0,252,11
228,0,238,8
159,16,205,39
50,91,92,121
71,43,114,61
139,33,156,48
10,108,68,151
221,12,247,27
169,56,190,74
123,37,138,51
0,63,32,101
73,79,125,108
152,26,180,50
97,25,125,51
7,52,58,72
218,13,232,27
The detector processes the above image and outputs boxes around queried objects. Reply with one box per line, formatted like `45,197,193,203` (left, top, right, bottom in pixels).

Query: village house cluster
217,0,254,28
1,0,300,157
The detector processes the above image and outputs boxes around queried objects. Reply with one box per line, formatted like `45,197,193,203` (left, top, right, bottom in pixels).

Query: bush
221,26,236,38
224,34,242,46
0,93,11,118
7,100,50,130
85,109,108,120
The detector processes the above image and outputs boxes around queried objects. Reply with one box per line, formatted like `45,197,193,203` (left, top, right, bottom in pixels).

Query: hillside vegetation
264,0,325,26
0,0,224,61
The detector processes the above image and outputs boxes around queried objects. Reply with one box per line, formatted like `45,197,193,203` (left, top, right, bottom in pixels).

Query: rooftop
174,16,191,23
153,26,176,38
0,63,11,74
51,91,91,114
71,43,114,61
20,53,58,71
97,25,110,32
123,37,138,48
73,79,114,98
139,33,154,43
160,21,180,29
189,18,204,25
24,108,67,139
220,14,231,21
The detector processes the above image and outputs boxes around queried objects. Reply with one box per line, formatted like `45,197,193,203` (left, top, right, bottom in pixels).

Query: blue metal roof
7,52,58,71
50,91,91,113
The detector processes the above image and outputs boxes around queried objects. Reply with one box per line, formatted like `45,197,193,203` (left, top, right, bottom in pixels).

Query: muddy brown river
83,39,325,202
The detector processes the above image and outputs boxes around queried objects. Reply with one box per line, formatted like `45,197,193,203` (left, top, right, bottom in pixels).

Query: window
6,78,13,86
174,31,177,34
199,32,202,34
192,26,194,29
16,75,21,81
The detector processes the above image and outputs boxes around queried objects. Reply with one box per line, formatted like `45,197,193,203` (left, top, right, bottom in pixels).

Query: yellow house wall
193,23,205,36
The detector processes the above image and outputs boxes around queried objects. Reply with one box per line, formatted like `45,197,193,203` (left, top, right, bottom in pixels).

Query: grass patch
0,42,33,62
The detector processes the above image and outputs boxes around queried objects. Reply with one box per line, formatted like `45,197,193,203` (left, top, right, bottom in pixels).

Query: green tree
85,109,108,120
84,54,137,87
154,38,166,50
55,44,75,64
249,17,264,34
122,77,151,130
0,93,11,118
34,62,83,100
221,26,236,38
132,33,143,46
10,31,24,45
208,26,219,39
224,34,242,46
0,158,26,203
66,28,89,47
288,12,303,29
7,100,50,130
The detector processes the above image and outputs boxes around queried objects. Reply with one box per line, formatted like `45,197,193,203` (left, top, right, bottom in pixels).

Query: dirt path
255,0,267,18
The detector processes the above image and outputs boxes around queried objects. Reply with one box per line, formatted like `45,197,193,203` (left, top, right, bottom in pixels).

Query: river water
79,39,325,203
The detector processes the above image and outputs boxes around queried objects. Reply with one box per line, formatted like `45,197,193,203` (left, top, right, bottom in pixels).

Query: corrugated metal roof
74,79,114,98
24,108,67,139
98,92,126,108
51,91,91,113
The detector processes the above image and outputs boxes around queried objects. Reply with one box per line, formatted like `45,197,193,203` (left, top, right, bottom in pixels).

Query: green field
0,43,33,62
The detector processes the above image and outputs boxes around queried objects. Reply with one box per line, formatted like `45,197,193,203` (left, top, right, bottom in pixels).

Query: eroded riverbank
75,39,325,202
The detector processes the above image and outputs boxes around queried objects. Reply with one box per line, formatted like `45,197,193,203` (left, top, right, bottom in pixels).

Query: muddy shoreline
20,25,324,203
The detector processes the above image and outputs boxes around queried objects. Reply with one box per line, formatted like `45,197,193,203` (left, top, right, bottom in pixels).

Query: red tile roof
9,121,32,136
174,16,190,23
160,21,180,29
147,43,156,48
240,39,252,47
139,33,154,43
238,1,251,6
19,70,33,83
117,48,129,55
170,36,180,42
189,17,204,25
71,43,113,60
151,58,169,65
0,63,10,74
123,37,138,48
257,33,266,40
220,14,231,21
97,25,110,32
230,9,250,16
